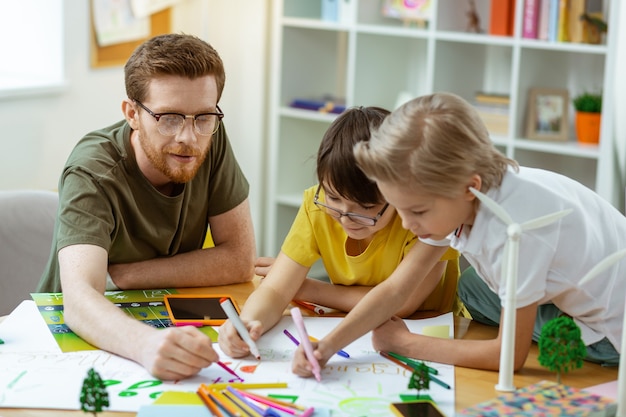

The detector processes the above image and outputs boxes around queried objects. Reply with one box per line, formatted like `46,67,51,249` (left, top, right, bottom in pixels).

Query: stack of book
473,92,510,136
521,0,605,43
459,380,617,416
289,96,346,115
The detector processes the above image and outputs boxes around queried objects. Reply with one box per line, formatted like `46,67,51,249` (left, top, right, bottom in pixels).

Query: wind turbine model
470,188,572,392
579,248,626,417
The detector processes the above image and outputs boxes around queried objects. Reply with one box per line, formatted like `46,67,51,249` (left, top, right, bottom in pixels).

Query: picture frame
526,88,569,141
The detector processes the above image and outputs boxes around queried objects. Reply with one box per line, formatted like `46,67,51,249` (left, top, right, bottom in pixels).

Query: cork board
90,7,172,68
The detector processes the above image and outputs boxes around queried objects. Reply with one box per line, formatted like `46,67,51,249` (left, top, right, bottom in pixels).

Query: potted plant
572,91,602,144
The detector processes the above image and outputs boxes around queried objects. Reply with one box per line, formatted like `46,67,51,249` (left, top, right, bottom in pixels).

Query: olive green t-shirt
38,120,249,292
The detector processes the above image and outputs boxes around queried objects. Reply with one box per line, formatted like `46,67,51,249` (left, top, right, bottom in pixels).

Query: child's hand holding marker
290,308,321,382
219,297,261,360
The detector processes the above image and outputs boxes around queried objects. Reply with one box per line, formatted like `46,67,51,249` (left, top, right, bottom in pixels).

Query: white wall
0,0,270,251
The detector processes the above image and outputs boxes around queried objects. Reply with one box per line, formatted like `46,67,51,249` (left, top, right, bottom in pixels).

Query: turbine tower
470,188,572,392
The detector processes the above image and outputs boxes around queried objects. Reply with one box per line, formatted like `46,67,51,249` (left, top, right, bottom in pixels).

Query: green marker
388,351,438,375
0,338,4,344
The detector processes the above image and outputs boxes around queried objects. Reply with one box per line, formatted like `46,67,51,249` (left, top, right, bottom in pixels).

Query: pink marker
290,307,321,382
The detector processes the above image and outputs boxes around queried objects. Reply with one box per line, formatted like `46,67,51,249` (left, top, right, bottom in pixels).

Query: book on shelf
548,0,560,41
557,0,569,41
522,0,540,39
458,380,617,417
489,0,515,36
568,0,586,43
474,92,510,136
289,97,346,114
476,108,510,136
537,0,551,40
475,92,511,106
321,0,353,24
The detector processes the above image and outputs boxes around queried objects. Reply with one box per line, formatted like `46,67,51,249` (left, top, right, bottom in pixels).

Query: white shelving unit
264,0,619,257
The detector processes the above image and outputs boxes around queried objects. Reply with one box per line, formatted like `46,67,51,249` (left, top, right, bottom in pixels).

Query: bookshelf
264,0,620,260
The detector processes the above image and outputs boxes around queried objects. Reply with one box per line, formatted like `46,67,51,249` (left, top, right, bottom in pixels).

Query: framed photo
526,88,569,141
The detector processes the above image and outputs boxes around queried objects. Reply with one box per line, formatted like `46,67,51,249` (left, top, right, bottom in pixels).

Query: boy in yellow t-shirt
219,106,466,358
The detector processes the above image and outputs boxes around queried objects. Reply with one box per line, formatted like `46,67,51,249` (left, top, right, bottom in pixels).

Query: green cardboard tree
80,368,109,416
408,364,431,399
538,316,586,383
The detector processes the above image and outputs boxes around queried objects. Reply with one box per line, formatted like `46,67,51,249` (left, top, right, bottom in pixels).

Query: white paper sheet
0,301,455,416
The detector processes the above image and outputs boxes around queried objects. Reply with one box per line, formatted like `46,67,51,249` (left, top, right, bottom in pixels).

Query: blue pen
283,329,350,358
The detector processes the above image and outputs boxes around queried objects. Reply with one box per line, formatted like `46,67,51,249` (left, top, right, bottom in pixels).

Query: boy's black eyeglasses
134,100,224,136
313,185,389,226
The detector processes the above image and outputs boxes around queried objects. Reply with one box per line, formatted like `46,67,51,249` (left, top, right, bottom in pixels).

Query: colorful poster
31,290,218,351
0,301,455,416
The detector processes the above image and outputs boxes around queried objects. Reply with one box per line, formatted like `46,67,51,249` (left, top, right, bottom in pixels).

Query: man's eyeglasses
313,185,389,226
134,100,224,136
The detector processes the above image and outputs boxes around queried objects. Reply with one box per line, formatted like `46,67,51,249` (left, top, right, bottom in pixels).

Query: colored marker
387,351,438,374
216,360,243,380
220,297,261,360
283,329,350,358
290,307,321,382
292,300,335,315
425,373,451,390
381,352,449,389
379,351,414,373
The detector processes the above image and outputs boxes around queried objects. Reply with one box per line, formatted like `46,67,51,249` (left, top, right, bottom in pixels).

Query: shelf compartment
354,32,429,108
275,116,328,197
516,48,605,141
280,26,348,108
513,149,598,191
433,41,512,102
513,138,599,159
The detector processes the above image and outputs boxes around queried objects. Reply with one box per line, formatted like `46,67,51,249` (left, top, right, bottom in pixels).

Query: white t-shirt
449,167,626,350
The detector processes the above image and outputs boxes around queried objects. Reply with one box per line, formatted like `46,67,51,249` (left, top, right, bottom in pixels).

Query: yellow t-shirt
281,186,464,315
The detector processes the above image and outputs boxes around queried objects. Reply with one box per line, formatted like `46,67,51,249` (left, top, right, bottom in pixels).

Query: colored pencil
223,389,264,417
235,389,307,412
226,386,280,417
197,386,225,417
208,388,245,417
236,391,299,416
205,382,288,390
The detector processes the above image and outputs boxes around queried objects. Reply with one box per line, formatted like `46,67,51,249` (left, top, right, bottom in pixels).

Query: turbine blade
520,209,573,231
470,188,513,225
579,248,626,285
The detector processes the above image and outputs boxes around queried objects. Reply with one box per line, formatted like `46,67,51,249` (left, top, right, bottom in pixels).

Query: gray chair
0,190,58,316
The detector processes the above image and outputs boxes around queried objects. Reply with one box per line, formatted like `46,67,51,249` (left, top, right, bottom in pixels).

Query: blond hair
354,92,517,197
